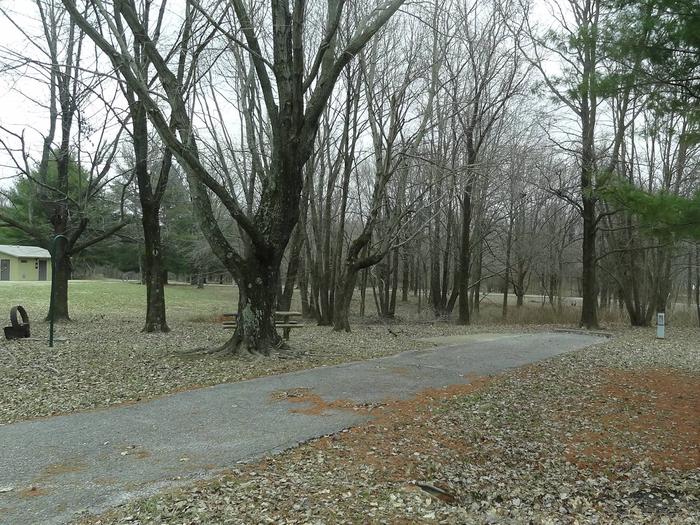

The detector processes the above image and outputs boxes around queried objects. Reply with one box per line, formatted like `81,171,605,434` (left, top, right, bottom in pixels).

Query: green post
49,235,68,348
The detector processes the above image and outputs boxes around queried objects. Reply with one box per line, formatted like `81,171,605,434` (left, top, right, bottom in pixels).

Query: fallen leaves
0,293,529,425
74,328,700,525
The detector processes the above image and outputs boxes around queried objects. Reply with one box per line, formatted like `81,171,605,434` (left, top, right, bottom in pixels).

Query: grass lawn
0,279,235,321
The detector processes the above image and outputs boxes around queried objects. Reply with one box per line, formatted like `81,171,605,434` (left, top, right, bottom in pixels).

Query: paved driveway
0,332,605,524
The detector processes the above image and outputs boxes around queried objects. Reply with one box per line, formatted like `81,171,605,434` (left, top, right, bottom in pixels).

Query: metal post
656,312,665,339
49,235,68,348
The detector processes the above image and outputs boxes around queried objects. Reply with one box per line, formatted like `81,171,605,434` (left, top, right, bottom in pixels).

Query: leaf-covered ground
75,328,699,525
0,281,539,424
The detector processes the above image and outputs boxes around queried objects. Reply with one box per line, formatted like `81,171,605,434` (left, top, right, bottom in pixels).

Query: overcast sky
0,0,561,191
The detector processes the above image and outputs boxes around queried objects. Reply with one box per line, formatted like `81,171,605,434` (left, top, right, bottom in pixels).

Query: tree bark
580,197,599,328
332,267,358,332
142,205,169,332
457,184,472,324
50,252,71,321
279,222,305,311
221,263,283,355
401,249,410,302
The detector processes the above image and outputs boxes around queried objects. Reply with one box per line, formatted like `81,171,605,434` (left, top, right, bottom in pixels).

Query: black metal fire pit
4,305,30,340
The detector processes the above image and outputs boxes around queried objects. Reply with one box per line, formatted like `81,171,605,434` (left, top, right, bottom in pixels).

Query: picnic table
222,310,304,340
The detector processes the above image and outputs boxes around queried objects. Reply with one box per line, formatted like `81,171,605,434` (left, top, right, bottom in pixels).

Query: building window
20,259,28,263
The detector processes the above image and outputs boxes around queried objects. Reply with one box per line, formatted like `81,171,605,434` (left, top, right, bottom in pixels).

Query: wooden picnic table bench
222,311,304,340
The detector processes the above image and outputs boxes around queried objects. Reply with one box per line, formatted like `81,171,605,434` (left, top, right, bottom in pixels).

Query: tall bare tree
0,0,129,320
62,0,405,354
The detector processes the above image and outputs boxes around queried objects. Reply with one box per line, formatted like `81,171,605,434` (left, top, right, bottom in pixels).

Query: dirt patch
18,486,48,498
92,477,119,486
267,379,491,484
133,449,151,460
566,368,700,471
269,379,490,422
40,461,87,478
269,387,382,416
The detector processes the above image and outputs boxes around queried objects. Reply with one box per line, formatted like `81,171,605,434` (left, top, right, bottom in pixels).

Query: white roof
0,244,51,258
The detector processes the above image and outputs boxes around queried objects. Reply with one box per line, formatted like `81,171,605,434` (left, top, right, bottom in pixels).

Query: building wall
0,255,52,281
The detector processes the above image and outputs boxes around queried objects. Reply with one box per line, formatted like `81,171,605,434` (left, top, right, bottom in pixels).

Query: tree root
176,334,296,360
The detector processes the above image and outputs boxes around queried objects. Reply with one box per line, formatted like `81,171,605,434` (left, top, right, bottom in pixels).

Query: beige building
0,245,52,281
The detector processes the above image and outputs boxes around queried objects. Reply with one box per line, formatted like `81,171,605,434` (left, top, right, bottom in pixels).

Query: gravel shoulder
75,328,699,525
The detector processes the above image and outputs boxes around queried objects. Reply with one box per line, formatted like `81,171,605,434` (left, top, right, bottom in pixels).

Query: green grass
0,280,235,322
1,279,695,328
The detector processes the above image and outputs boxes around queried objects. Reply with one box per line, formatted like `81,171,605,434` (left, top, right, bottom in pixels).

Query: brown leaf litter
566,368,700,471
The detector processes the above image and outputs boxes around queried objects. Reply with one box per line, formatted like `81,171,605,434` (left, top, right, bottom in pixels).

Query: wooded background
0,0,697,352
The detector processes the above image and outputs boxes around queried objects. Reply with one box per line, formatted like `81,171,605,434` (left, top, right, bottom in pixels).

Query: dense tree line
0,0,697,352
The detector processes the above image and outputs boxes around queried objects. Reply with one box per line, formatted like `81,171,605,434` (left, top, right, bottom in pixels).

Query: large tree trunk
578,33,599,330
333,267,358,332
142,205,169,332
48,202,71,321
221,263,283,355
131,87,170,332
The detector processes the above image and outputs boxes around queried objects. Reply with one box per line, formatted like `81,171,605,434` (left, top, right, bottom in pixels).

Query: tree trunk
279,223,304,311
50,252,71,321
333,267,358,332
221,264,283,355
389,248,399,315
653,249,672,316
401,249,410,302
142,207,169,332
580,195,599,328
514,261,527,307
430,191,443,314
470,236,482,315
502,205,514,319
359,267,368,317
457,185,472,324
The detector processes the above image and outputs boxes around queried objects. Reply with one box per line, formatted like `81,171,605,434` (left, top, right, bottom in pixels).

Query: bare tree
450,0,528,324
0,0,129,320
62,0,405,354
